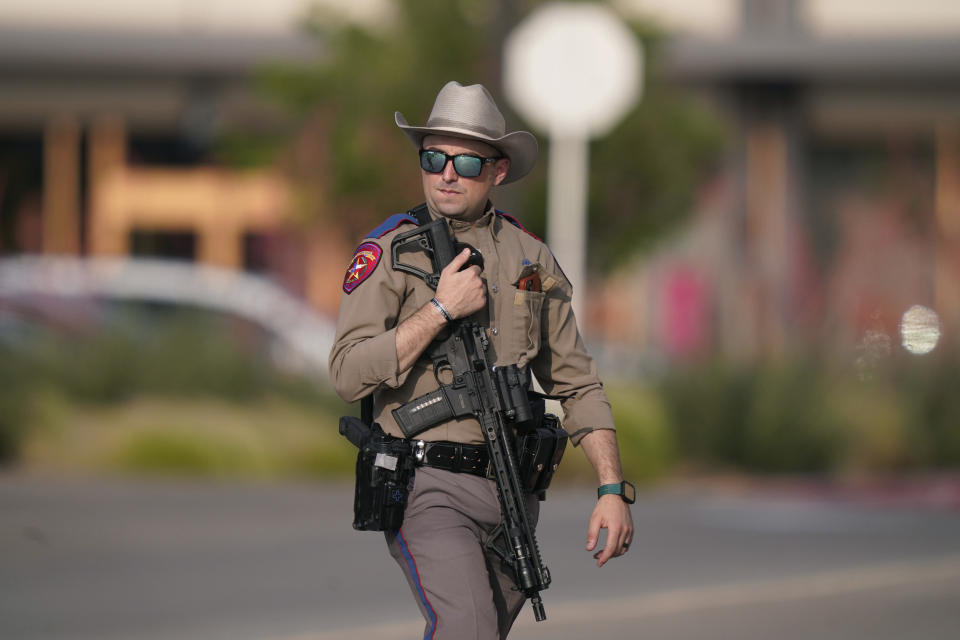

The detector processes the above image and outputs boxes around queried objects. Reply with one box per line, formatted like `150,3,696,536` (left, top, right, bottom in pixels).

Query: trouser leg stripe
397,529,438,640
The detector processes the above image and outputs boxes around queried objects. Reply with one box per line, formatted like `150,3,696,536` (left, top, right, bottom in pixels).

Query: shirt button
492,285,499,293
492,327,499,336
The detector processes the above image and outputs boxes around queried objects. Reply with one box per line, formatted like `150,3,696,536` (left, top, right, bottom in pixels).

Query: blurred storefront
597,0,960,371
0,16,354,313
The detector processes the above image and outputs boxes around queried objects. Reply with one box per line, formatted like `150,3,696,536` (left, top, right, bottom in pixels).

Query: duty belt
413,440,490,478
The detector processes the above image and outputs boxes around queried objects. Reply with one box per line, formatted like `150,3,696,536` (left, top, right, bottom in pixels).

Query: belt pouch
353,429,414,531
517,413,568,499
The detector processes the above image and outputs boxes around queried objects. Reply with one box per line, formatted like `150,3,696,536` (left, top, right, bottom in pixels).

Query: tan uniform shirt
329,204,614,445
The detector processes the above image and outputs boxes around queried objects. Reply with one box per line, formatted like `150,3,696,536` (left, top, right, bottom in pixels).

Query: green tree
588,24,725,272
229,0,723,272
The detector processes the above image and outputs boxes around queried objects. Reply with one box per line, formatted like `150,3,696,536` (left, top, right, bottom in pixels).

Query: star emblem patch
342,242,382,294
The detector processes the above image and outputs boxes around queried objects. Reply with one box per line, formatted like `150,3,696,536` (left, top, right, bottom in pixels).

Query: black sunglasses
419,149,501,178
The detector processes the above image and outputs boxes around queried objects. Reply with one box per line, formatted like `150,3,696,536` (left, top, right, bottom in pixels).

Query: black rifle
439,321,552,621
390,213,551,622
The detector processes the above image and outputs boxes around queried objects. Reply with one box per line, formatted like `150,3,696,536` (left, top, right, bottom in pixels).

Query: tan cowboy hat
395,81,538,184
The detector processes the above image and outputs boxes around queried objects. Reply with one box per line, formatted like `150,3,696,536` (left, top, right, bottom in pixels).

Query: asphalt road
2,474,959,640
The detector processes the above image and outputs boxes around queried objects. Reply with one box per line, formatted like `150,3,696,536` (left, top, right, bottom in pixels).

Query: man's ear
493,158,511,186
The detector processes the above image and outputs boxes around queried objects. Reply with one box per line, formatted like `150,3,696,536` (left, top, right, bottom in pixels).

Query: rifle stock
391,215,483,290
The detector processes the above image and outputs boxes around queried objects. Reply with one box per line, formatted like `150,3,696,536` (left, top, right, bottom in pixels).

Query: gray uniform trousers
385,466,541,640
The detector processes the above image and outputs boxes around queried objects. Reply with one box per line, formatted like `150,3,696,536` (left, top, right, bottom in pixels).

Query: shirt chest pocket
508,287,545,366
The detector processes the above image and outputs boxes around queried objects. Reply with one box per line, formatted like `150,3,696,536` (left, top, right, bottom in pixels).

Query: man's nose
441,159,459,181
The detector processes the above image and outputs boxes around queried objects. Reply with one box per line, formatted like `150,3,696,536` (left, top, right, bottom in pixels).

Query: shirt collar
444,201,496,231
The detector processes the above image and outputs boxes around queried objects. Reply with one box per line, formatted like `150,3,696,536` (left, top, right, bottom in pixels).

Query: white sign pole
546,135,589,319
504,2,642,328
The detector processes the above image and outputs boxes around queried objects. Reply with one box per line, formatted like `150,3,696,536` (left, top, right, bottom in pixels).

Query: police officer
329,81,634,639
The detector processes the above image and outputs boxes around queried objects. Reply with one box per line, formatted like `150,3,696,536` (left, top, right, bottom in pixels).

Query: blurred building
3,0,960,368
598,0,960,371
0,1,355,313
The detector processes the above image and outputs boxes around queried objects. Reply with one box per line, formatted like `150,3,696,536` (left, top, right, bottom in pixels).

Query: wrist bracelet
430,298,452,323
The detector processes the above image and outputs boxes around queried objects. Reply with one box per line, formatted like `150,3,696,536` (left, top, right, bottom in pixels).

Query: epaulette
366,213,420,239
496,210,541,242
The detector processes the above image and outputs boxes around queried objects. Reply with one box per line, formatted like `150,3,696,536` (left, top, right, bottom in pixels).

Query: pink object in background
662,267,709,358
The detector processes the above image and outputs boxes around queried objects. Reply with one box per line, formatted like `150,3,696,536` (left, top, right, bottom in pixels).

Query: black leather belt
414,441,490,478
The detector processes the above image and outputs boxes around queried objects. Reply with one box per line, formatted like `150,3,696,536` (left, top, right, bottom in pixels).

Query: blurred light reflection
900,304,941,355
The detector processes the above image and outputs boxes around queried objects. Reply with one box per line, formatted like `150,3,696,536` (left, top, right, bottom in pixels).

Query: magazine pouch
516,413,568,500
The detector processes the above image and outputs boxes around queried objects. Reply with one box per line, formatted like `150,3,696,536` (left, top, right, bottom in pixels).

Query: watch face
622,481,636,504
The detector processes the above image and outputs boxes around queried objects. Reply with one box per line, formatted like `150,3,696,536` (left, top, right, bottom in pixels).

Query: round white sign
503,3,642,137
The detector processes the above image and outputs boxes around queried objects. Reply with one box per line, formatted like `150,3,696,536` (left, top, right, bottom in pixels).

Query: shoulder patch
342,242,383,294
496,211,541,242
366,213,419,239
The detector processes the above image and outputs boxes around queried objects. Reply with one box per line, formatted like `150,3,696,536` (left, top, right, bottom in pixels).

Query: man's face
420,135,510,222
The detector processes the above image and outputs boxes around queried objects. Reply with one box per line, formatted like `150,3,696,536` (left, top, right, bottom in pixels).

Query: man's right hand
435,248,486,320
395,249,485,374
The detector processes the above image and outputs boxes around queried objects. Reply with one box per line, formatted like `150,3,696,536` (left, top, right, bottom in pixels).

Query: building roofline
664,35,960,85
0,26,318,78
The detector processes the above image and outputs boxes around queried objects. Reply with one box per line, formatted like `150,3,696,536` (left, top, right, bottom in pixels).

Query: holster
350,424,416,531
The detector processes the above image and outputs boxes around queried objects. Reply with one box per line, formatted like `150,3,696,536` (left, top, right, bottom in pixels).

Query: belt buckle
414,440,425,464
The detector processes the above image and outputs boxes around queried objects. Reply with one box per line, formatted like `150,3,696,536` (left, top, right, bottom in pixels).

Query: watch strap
597,483,624,499
598,481,636,504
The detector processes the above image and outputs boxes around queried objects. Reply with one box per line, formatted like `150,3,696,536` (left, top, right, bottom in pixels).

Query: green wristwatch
598,481,636,504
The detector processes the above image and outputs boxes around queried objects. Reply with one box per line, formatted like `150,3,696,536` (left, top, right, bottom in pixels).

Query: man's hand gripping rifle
391,218,552,622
